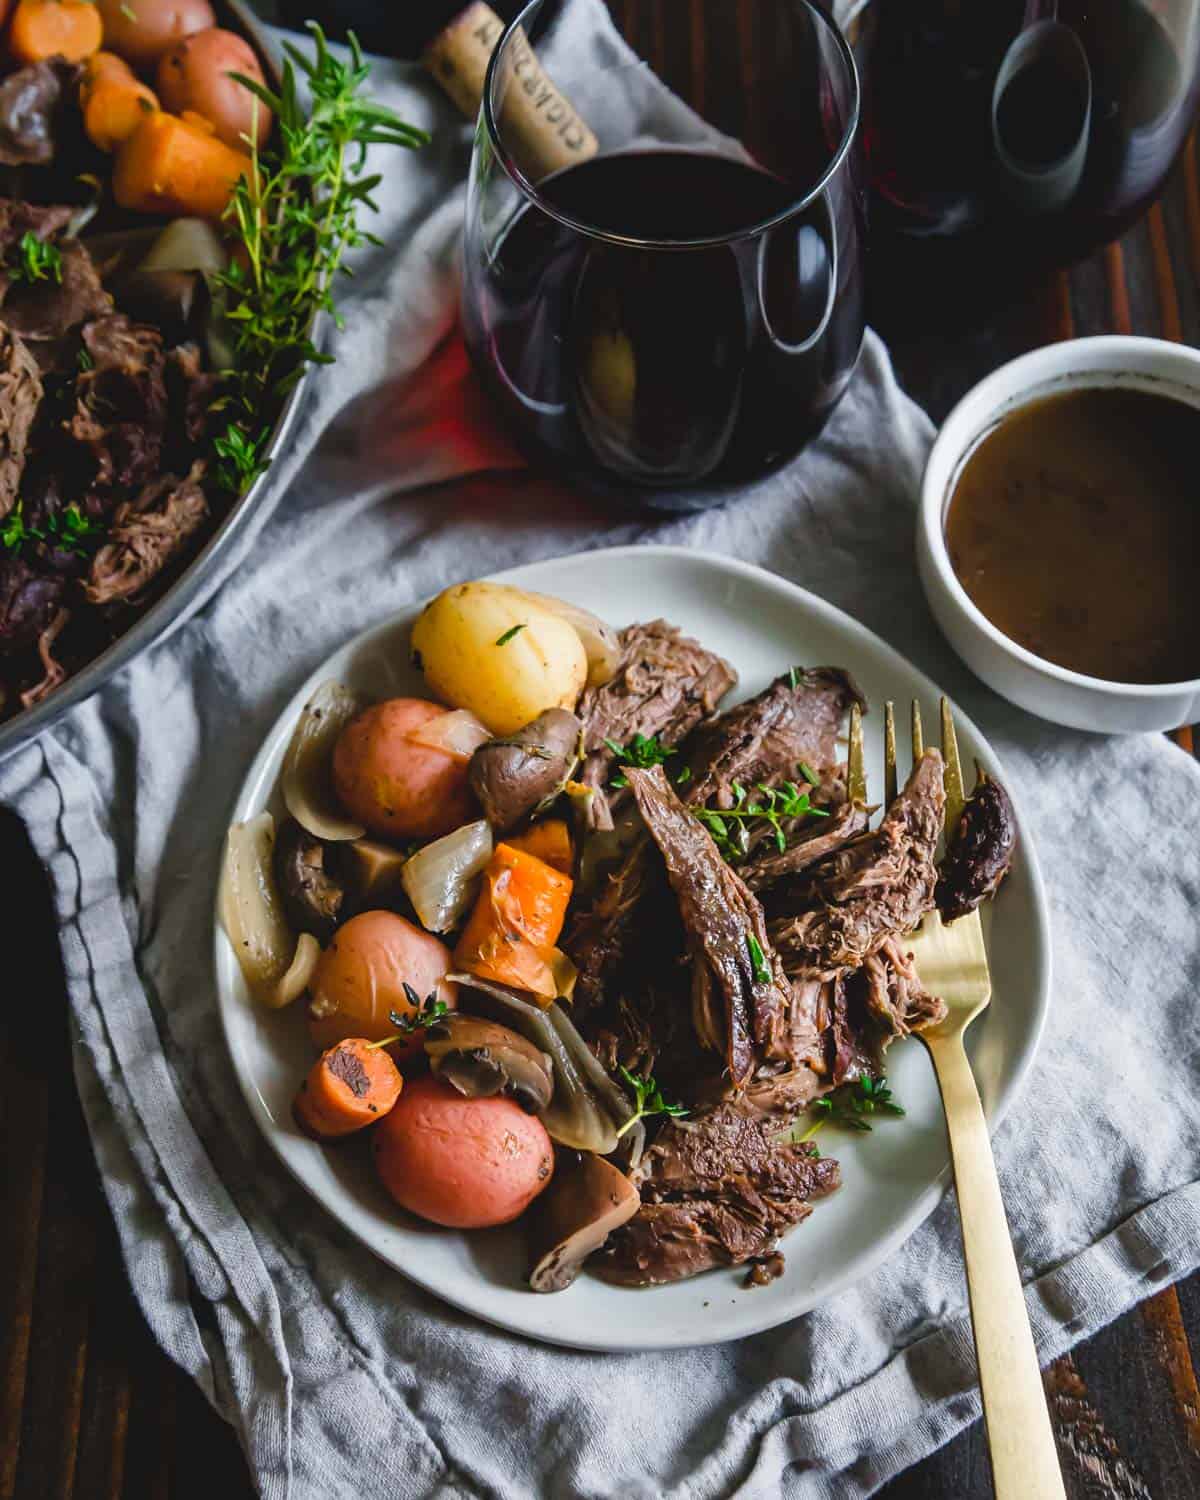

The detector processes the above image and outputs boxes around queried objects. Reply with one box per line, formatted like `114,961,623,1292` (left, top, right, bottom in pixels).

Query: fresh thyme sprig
366,986,449,1048
9,232,62,286
694,778,829,861
797,1075,905,1142
745,932,772,985
605,732,677,789
615,1066,689,1137
1,500,103,557
212,25,429,494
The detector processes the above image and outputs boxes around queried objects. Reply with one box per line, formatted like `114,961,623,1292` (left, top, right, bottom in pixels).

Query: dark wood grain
2,5,1199,1498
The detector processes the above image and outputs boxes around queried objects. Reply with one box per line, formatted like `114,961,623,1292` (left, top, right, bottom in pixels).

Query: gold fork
848,699,1065,1499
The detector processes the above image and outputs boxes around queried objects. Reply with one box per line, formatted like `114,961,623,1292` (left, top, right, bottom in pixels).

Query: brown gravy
945,386,1200,684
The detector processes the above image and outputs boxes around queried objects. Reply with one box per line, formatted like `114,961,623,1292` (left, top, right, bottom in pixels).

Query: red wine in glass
852,0,1200,310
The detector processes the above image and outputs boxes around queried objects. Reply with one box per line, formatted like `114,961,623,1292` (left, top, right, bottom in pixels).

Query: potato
98,0,214,68
372,1074,554,1228
157,28,271,149
308,910,456,1060
332,698,479,842
411,582,588,736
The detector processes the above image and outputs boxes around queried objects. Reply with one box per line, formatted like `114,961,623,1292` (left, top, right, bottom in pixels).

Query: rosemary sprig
694,778,829,861
212,25,428,495
615,1066,689,1137
8,232,62,286
797,1075,905,1142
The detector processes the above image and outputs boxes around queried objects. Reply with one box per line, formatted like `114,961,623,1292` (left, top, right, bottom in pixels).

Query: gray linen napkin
3,7,1199,1497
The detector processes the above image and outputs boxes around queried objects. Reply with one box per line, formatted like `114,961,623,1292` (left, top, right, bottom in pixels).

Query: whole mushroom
468,708,582,833
425,1014,554,1114
528,1152,641,1293
272,817,345,943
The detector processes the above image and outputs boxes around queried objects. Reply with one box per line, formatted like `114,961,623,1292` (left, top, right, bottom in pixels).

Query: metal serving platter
0,0,313,764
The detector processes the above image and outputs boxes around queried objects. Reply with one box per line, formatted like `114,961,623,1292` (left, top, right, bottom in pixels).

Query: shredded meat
598,1102,840,1285
19,603,68,708
741,799,871,891
577,620,736,827
683,667,865,811
937,775,1017,922
768,749,946,971
0,319,40,519
3,241,113,367
0,553,64,652
84,460,209,605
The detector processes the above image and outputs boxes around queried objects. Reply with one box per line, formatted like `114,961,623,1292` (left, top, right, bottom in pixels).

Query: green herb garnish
605,732,677,789
367,987,449,1047
798,1075,905,1141
1,500,102,557
77,346,94,372
788,665,800,689
9,232,61,286
495,623,526,646
746,932,771,985
212,25,429,495
615,1066,689,1137
797,761,819,787
694,779,829,861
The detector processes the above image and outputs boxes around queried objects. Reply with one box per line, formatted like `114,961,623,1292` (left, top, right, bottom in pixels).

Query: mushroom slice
528,1154,640,1292
219,812,312,1008
516,590,621,688
281,681,366,842
425,1014,553,1112
448,976,622,1154
273,817,345,943
468,708,583,833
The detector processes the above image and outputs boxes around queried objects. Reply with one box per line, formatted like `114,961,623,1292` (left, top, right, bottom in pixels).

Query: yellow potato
410,582,587,735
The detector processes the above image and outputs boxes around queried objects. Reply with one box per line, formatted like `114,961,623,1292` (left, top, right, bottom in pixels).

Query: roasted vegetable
96,0,215,69
281,680,366,843
272,816,344,944
293,1037,403,1140
332,698,479,842
528,1153,639,1292
468,708,581,833
219,811,321,1007
453,843,573,1000
424,1014,553,1113
503,817,573,875
79,50,157,151
936,772,1017,922
400,818,492,933
113,108,252,220
372,1074,554,1229
307,909,457,1056
411,581,589,736
157,27,271,149
9,0,102,66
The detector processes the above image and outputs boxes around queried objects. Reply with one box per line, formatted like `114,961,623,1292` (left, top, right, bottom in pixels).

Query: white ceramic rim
921,334,1200,699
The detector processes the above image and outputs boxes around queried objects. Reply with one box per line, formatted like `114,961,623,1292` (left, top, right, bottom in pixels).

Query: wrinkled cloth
2,9,1199,1499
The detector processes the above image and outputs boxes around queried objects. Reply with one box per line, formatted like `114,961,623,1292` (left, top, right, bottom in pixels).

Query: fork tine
940,696,966,841
883,701,897,806
911,699,924,760
847,701,867,804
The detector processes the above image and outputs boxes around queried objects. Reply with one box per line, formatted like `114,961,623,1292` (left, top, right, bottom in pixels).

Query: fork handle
923,1031,1067,1500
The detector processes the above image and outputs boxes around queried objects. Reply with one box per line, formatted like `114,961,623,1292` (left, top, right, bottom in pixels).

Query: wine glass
846,0,1200,309
461,0,865,510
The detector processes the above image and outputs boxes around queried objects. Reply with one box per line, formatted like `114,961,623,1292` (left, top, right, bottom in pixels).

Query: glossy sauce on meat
945,388,1200,684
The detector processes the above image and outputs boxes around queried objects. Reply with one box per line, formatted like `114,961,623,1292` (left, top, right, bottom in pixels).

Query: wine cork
422,1,599,179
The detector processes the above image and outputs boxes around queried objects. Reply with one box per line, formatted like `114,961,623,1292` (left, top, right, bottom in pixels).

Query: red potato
333,698,479,842
373,1074,554,1229
157,27,271,149
308,910,456,1060
97,0,215,69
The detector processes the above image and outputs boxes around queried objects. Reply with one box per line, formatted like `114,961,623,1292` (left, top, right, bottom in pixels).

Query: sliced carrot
504,818,573,875
453,843,573,1002
81,50,133,94
9,0,102,65
82,75,158,152
292,1038,403,1140
112,108,252,220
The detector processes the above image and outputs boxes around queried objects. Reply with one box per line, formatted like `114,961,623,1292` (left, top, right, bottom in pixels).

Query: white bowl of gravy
919,336,1200,734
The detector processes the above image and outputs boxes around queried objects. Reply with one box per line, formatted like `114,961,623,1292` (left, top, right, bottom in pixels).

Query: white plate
214,545,1051,1352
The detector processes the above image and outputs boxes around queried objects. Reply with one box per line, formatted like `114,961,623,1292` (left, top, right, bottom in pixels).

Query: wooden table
4,16,1200,1500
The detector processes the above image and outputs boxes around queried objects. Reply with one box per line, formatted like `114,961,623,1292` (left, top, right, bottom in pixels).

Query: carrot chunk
292,1037,404,1140
453,843,573,1001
